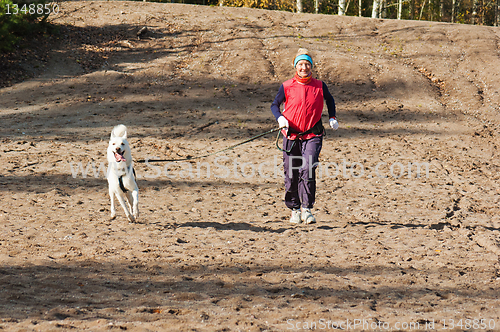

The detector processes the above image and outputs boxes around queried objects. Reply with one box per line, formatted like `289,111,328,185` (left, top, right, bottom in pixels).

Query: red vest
282,77,324,140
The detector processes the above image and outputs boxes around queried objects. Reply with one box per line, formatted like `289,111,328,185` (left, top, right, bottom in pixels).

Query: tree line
214,0,500,25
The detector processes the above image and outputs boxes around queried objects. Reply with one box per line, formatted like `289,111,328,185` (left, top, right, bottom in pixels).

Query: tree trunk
439,0,444,21
472,0,478,24
419,0,426,20
380,0,386,18
339,0,346,15
451,0,455,23
496,0,500,26
359,0,362,16
398,0,402,19
372,0,380,17
430,0,433,21
297,0,303,12
315,0,319,13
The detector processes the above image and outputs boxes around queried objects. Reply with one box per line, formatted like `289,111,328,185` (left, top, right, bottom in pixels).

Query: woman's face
296,60,312,78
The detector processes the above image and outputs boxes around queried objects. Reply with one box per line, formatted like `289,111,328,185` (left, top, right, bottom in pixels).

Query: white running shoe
290,209,302,224
301,208,316,224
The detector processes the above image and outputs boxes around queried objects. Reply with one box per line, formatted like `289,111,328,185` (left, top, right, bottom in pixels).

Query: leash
137,127,282,163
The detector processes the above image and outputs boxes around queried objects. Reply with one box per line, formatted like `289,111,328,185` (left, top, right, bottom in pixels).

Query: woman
271,48,338,224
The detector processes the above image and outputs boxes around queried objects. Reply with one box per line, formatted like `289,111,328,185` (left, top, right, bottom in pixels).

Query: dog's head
108,125,131,164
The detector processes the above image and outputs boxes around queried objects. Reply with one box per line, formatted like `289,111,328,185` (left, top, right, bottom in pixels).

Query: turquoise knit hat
294,54,313,68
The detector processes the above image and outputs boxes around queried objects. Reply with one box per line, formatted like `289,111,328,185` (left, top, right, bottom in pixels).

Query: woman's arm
271,84,286,120
323,82,336,119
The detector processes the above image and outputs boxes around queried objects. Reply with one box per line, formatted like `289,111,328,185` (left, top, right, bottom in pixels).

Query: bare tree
339,0,346,14
471,0,479,24
419,0,427,20
451,0,455,22
297,0,303,12
380,0,386,18
497,0,500,26
372,0,380,17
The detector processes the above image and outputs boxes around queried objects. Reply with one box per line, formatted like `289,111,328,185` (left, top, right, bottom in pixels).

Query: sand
1,1,500,331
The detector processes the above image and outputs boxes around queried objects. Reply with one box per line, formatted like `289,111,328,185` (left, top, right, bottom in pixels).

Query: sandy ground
1,1,500,331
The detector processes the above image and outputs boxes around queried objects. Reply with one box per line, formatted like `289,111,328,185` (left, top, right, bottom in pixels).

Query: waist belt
288,119,325,138
277,120,324,153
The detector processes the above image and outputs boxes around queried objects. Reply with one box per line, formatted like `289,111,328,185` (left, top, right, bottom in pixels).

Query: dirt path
1,1,500,331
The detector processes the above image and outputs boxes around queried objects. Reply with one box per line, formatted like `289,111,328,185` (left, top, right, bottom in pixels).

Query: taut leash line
136,127,282,163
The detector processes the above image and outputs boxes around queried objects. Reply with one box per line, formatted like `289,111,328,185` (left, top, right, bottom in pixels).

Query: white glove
329,117,339,130
277,116,289,129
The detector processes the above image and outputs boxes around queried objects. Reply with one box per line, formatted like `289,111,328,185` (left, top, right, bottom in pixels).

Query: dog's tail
111,124,127,139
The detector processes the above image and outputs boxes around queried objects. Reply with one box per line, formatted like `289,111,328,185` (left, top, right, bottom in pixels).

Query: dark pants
283,135,323,210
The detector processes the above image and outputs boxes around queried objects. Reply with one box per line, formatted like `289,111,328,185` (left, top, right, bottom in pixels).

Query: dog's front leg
131,189,139,220
109,189,116,220
116,192,135,222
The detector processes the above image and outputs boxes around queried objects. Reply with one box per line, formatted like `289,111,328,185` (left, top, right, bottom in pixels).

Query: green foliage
145,0,219,5
220,0,294,11
0,0,20,51
0,0,55,52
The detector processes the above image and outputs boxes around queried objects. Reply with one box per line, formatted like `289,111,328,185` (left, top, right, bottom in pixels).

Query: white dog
107,124,139,222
